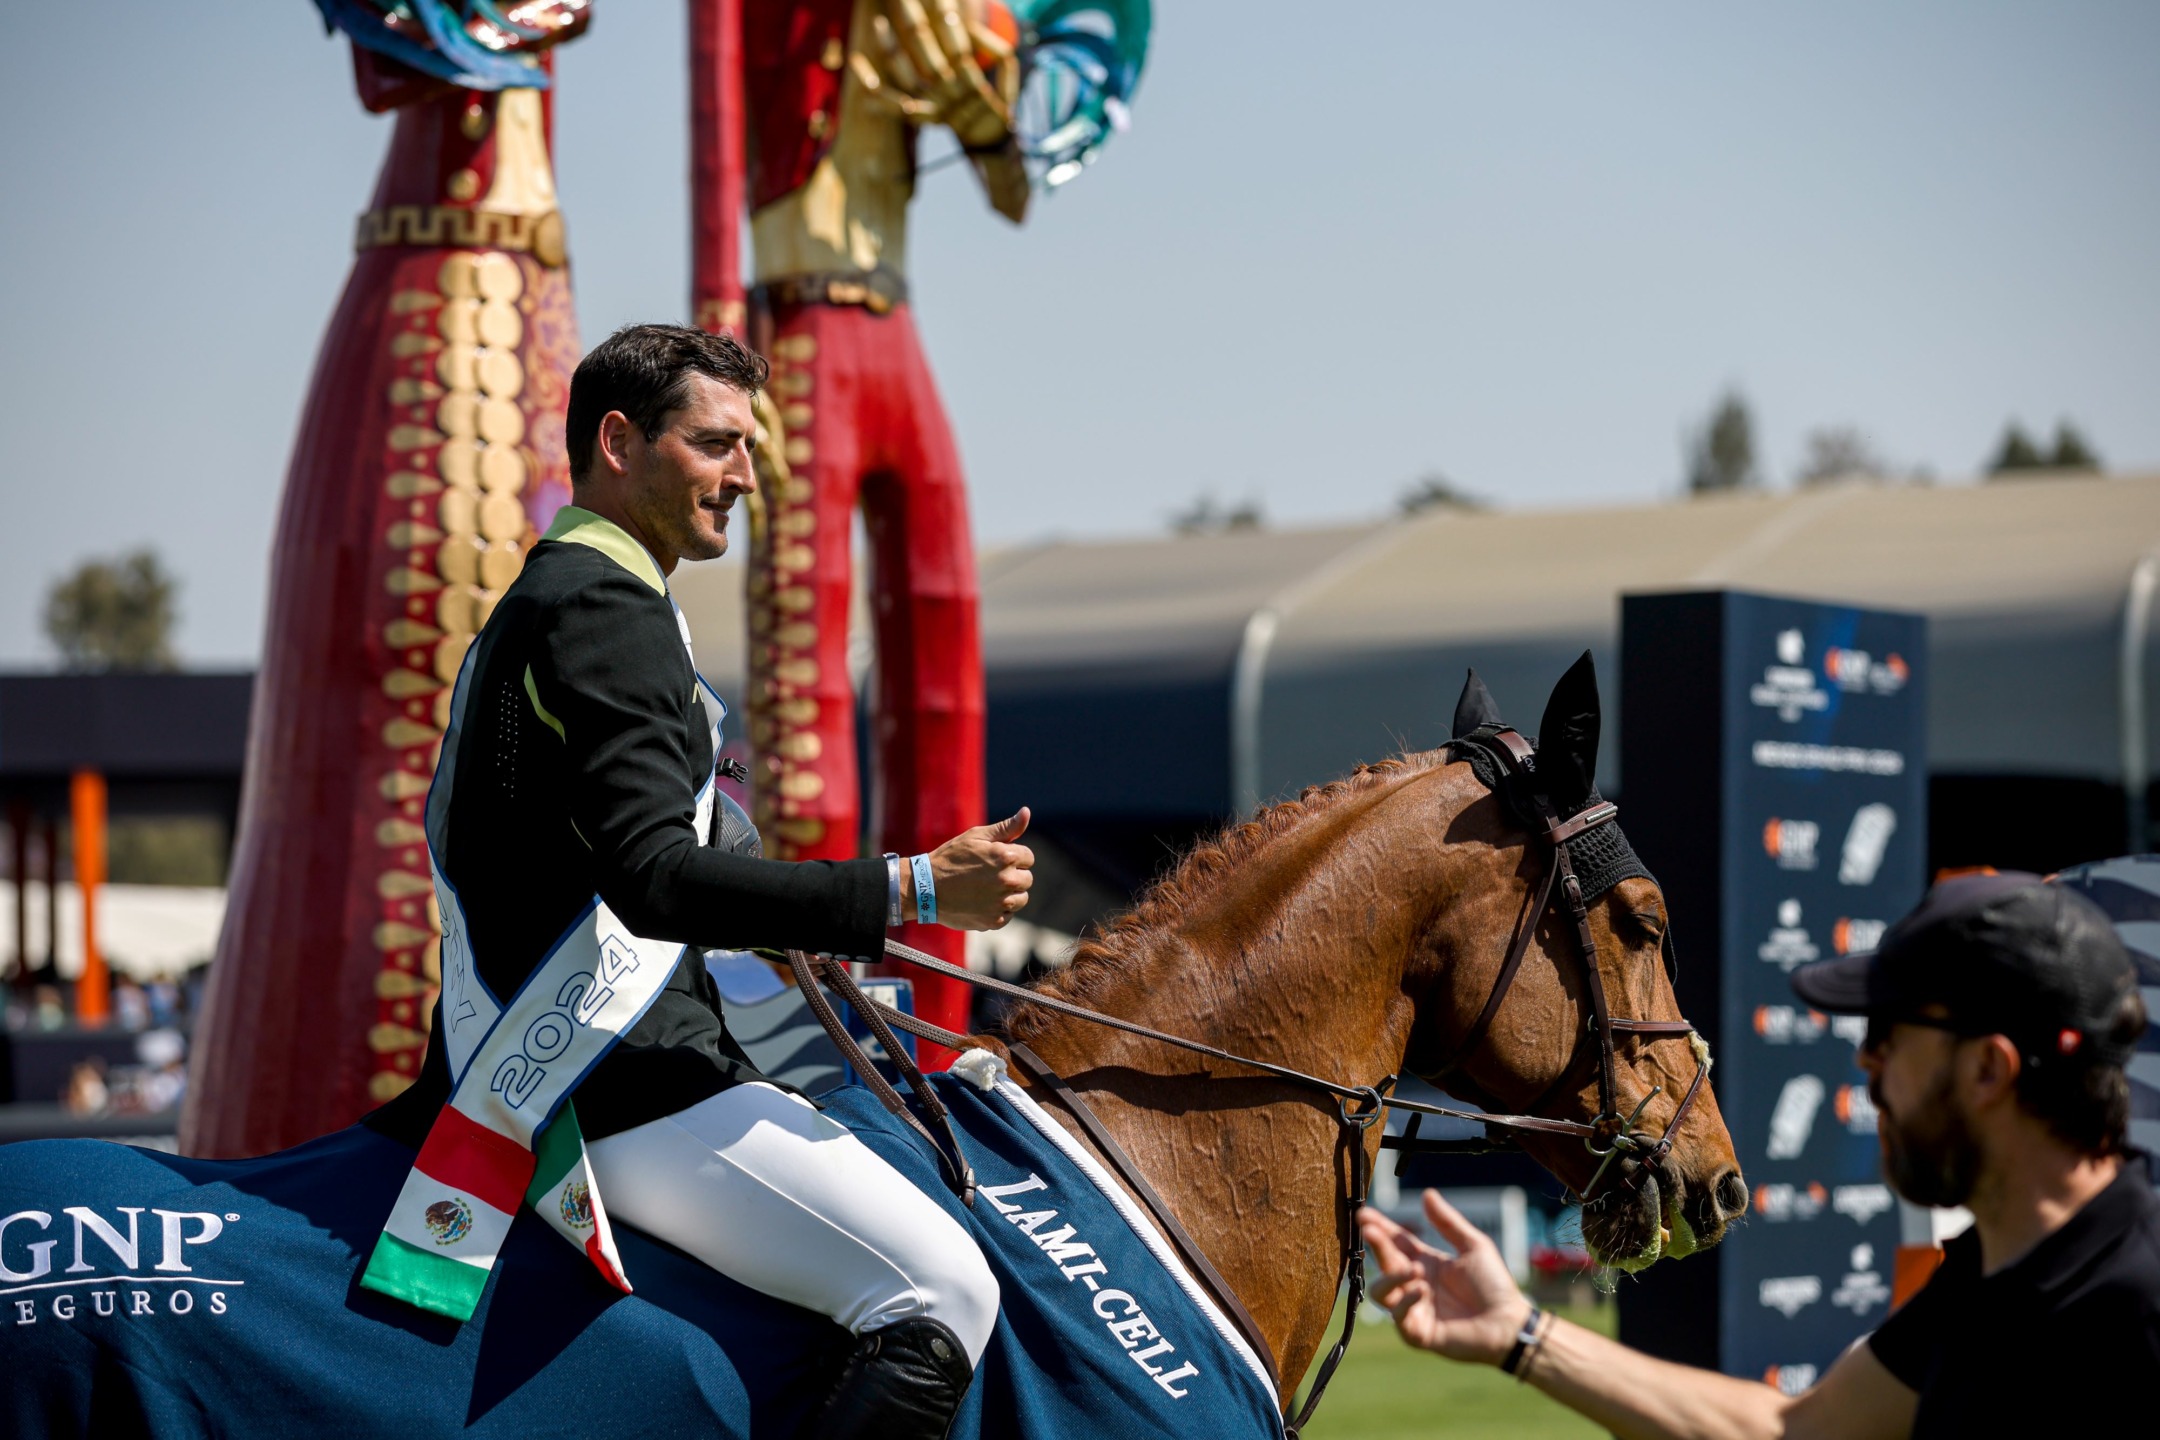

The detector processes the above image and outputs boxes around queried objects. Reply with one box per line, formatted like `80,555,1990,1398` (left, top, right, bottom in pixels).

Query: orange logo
1832,918,1885,955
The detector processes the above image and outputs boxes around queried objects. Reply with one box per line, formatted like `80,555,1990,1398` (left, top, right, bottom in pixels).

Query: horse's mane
1002,749,1453,1043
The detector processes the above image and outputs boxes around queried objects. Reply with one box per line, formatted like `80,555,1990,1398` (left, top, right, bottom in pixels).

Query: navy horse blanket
0,1072,1283,1438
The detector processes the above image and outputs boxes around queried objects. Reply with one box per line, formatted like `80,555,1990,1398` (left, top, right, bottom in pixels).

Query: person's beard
1876,1066,1982,1208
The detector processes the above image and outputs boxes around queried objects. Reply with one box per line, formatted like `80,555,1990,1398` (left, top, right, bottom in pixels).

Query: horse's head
1405,655,1746,1270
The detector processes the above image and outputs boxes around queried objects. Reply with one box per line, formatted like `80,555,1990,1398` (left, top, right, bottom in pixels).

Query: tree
1988,419,2101,478
1988,422,2046,475
44,550,179,671
1168,493,1264,536
1397,470,1489,516
2049,421,2101,471
1795,426,1889,487
1685,391,1758,495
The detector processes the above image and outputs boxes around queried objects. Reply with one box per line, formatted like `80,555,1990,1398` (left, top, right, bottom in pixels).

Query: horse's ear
1535,651,1601,811
1452,669,1502,738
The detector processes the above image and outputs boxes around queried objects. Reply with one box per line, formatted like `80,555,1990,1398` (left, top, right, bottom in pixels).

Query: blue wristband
910,853,938,927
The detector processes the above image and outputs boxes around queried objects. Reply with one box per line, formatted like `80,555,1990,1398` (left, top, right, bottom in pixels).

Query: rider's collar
542,505,669,595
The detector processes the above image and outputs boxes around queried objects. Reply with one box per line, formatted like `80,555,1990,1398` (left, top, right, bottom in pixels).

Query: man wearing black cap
1358,871,2160,1438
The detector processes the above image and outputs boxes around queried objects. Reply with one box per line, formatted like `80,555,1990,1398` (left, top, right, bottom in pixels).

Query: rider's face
594,375,759,568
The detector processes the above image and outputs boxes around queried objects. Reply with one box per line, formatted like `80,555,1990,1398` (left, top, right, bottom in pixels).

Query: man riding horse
368,324,1035,1439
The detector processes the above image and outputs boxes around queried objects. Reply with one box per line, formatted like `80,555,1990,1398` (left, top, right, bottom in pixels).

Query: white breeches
586,1082,1001,1366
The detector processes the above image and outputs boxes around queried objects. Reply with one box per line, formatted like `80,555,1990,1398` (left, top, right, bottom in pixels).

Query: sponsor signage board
1617,591,1926,1386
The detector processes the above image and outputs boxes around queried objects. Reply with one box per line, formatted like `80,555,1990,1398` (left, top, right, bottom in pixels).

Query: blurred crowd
4,967,206,1119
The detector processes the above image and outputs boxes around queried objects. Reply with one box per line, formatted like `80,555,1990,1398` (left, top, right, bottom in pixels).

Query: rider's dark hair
566,324,768,483
2017,986,2146,1154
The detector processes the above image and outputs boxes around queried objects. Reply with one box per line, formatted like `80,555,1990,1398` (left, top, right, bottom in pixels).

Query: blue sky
2,2,2154,666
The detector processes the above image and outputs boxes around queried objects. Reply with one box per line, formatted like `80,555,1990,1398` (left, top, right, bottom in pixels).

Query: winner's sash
363,572,726,1322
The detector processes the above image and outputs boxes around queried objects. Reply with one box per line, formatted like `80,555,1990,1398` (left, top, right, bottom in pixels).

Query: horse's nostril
1714,1170,1749,1222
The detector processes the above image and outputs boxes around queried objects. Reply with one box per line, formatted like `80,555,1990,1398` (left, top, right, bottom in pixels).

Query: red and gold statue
186,4,592,1155
691,0,1149,1053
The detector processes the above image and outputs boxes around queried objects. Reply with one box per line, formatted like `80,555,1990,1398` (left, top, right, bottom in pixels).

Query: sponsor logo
1838,803,1897,885
1753,1182,1827,1221
1764,1364,1820,1395
980,1172,1203,1398
1752,742,1905,775
1758,900,1819,971
424,1198,474,1247
1753,1006,1829,1044
559,1181,593,1233
1834,1085,1879,1134
1762,818,1819,871
1831,1243,1890,1314
3,1206,242,1327
1751,631,1831,722
1822,647,1909,696
1832,917,1886,956
1758,1274,1823,1318
1840,798,1892,889
1766,1074,1825,1160
1832,1184,1895,1226
1829,1014,1868,1047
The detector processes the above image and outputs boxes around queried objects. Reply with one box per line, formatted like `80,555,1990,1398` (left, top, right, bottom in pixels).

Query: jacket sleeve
530,567,885,957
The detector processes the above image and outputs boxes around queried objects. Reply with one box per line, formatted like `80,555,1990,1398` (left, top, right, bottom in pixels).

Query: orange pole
71,769,109,1027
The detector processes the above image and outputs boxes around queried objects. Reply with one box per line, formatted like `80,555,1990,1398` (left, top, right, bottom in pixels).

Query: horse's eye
1626,911,1666,941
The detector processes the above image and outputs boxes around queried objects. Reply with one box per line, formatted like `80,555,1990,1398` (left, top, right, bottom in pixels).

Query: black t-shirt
372,514,885,1145
1868,1159,2160,1436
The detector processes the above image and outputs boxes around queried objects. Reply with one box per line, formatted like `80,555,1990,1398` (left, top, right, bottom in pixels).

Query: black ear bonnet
1446,725,1656,905
1448,665,1676,983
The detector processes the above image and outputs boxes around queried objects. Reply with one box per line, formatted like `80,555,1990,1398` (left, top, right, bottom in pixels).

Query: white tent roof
674,471,2160,811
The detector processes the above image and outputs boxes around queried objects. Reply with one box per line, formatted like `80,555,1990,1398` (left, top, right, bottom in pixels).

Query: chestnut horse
986,656,1747,1392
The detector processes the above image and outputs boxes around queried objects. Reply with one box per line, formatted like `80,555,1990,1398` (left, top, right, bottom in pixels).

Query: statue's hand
872,0,1014,149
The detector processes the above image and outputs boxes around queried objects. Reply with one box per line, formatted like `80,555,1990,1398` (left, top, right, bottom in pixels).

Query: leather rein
785,725,1708,1437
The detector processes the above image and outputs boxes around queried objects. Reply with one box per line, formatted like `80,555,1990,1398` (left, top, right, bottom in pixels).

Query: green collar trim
542,505,667,595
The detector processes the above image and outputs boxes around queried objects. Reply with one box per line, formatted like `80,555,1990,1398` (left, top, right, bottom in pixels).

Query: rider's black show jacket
379,507,885,1143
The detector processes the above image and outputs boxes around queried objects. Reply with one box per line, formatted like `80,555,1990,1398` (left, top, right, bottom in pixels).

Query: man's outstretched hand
1359,1191,1534,1366
929,807,1035,930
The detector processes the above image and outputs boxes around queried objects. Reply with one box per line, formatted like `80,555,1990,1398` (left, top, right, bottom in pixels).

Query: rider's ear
1535,651,1601,812
1452,669,1502,738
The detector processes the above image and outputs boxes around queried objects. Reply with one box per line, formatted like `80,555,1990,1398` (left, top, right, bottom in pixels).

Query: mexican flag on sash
354,860,688,1324
361,1098,630,1321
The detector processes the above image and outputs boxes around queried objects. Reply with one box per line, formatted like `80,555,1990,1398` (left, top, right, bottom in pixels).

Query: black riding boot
800,1316,975,1440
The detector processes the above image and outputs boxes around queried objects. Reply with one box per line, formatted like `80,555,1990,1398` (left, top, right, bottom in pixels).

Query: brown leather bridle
786,725,1710,1436
1416,726,1710,1195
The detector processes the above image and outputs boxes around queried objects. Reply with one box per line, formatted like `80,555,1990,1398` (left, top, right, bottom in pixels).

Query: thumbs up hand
924,807,1035,930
